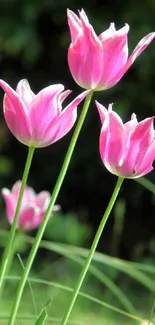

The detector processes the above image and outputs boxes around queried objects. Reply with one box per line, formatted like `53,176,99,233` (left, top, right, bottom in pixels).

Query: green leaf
35,299,51,325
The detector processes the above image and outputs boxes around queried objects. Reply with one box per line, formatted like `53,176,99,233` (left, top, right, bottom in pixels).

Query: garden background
0,0,155,323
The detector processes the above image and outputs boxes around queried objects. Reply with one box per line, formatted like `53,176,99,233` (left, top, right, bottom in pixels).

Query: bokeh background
0,0,155,323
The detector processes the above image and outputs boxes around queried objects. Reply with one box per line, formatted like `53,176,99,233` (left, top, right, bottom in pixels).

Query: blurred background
0,0,155,323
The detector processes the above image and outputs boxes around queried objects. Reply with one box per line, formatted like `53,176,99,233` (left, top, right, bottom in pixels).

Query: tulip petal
18,206,37,230
107,32,155,89
30,84,64,122
28,84,64,145
67,9,82,43
11,181,35,202
117,118,154,177
35,191,50,210
16,79,35,107
1,189,15,224
97,102,125,172
0,80,32,143
58,90,72,114
126,32,155,71
2,181,54,230
106,108,125,169
68,10,103,89
95,100,107,124
98,24,129,89
42,90,90,146
134,137,155,176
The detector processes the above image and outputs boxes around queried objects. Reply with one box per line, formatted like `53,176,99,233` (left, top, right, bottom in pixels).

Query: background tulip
2,181,59,230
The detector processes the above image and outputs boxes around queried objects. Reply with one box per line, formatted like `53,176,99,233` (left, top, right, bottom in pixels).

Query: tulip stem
60,176,124,325
8,91,93,325
0,146,35,295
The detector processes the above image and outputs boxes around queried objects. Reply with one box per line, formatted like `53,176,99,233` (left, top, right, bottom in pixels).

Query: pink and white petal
25,186,36,200
12,181,22,195
118,114,138,164
124,113,138,133
62,89,90,114
30,89,89,147
35,191,50,210
0,80,33,143
95,101,108,124
79,9,90,27
99,23,129,42
4,96,32,144
106,110,125,168
30,212,45,229
20,190,35,208
54,90,91,140
30,84,64,129
119,128,149,177
131,117,154,148
16,79,35,107
101,65,126,90
68,22,103,89
0,79,30,120
57,90,72,114
98,25,129,89
0,80,27,110
101,33,155,89
134,139,155,176
12,181,35,200
120,117,154,175
116,145,147,177
97,102,124,168
41,90,90,146
99,120,110,165
125,32,155,71
134,165,154,178
1,189,16,224
52,204,61,212
42,105,77,145
67,9,82,43
99,23,116,41
30,105,76,147
18,206,36,230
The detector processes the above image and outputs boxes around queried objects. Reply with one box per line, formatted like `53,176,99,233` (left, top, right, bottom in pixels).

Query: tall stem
0,146,35,294
8,91,93,325
61,176,124,325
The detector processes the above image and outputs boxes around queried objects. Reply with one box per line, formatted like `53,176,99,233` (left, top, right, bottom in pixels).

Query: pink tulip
96,101,155,178
0,79,90,147
2,181,59,230
67,9,155,91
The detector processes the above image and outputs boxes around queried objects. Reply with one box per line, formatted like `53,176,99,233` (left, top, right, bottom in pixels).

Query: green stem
0,234,20,296
61,176,124,325
135,177,155,195
0,146,35,295
8,91,93,325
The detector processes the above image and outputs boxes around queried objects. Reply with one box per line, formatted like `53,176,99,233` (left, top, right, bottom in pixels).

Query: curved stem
135,177,155,195
0,146,35,294
8,91,93,325
61,176,124,325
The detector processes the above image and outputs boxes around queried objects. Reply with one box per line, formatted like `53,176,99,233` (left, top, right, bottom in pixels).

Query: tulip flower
0,79,90,147
96,101,155,178
67,9,155,91
2,181,59,230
